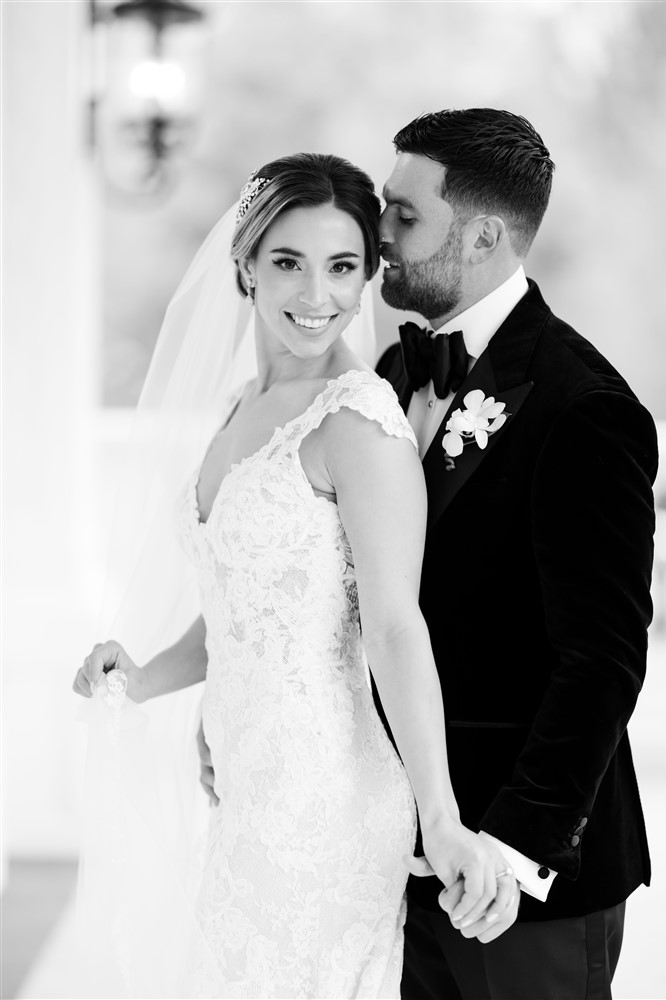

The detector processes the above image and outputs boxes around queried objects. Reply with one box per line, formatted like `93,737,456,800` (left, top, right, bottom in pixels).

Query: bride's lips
285,312,337,330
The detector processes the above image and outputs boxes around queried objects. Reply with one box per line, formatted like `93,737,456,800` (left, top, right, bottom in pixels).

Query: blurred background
2,1,665,997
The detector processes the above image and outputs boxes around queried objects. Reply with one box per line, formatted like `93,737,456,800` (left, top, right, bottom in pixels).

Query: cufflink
537,866,550,880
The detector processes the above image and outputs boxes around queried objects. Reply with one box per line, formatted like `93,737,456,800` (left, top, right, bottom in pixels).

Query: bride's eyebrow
269,247,360,260
269,246,305,256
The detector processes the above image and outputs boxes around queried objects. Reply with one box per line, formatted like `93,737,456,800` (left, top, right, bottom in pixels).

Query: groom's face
380,153,464,325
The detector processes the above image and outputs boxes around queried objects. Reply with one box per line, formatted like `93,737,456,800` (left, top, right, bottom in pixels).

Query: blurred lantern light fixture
90,0,207,198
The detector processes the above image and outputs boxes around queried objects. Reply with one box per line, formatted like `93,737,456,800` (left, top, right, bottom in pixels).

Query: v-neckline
193,370,366,528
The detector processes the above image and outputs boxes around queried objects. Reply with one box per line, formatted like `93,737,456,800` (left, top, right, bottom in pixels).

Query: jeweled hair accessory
235,171,272,224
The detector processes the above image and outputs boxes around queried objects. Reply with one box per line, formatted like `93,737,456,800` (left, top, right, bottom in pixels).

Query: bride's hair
231,153,381,298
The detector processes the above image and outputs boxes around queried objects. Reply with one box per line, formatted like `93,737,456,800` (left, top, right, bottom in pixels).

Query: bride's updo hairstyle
231,153,381,299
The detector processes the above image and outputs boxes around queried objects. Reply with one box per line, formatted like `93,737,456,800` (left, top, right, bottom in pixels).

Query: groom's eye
398,216,416,226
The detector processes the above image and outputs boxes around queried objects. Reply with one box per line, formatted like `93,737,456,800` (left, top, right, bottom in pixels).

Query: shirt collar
433,266,529,360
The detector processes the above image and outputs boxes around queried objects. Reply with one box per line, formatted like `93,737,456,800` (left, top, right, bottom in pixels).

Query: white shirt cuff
479,830,558,902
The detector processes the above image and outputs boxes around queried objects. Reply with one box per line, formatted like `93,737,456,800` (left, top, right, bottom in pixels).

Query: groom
376,108,657,999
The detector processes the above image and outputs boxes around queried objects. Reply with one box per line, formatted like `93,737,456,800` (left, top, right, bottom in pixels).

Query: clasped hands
407,821,519,943
196,721,518,943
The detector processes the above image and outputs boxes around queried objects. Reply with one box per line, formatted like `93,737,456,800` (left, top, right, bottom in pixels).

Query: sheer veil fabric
76,202,378,997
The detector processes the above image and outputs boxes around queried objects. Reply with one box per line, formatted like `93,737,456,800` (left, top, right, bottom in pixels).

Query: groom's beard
381,220,463,322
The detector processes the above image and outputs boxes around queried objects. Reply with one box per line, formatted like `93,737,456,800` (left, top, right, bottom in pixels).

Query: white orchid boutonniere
442,389,509,471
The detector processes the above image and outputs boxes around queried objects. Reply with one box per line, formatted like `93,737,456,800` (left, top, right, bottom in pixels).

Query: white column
2,0,100,856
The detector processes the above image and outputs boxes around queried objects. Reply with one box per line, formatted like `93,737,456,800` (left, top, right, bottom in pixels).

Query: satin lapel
397,374,413,415
420,280,549,531
389,350,413,414
422,351,534,532
376,343,413,415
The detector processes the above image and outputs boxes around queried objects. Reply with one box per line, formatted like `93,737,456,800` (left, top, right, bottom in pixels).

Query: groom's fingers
439,867,520,939
475,893,519,943
479,871,517,926
459,889,519,943
448,860,497,925
451,861,498,927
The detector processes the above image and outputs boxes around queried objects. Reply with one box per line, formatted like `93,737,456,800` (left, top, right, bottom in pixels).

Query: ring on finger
495,868,515,880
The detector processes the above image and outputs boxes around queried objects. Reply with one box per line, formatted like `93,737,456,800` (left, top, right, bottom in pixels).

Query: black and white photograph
2,2,665,998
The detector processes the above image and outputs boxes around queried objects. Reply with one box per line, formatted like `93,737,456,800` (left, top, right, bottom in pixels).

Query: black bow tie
398,322,470,399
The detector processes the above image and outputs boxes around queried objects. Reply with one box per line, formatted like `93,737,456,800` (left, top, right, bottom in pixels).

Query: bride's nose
298,270,328,309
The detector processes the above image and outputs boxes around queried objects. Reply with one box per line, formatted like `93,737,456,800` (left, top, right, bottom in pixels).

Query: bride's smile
286,312,336,329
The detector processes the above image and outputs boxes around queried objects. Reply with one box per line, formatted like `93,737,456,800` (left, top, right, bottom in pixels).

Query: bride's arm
73,615,207,703
324,408,517,934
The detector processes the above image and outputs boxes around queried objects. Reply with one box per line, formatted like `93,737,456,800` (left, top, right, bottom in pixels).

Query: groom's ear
467,216,506,264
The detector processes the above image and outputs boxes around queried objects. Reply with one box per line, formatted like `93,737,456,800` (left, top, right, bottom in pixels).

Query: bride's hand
73,640,145,703
407,819,518,937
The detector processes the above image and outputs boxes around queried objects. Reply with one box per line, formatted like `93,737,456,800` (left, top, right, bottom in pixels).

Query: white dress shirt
408,266,529,458
407,266,557,902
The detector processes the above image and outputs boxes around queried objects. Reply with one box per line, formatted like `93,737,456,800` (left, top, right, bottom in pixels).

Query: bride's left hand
407,821,519,939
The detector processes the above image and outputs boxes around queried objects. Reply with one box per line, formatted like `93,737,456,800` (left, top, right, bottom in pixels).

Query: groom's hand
438,876,520,943
197,720,219,806
406,825,519,940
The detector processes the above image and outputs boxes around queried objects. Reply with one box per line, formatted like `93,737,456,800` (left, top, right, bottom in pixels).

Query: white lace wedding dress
179,370,418,999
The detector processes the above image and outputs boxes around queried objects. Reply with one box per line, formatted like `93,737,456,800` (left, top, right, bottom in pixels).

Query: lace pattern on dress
179,369,417,999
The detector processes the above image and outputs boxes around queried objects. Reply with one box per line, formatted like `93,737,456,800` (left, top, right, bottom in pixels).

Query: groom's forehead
383,152,445,204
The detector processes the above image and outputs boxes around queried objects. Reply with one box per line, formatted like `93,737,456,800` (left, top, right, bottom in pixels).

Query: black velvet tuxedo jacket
376,280,658,922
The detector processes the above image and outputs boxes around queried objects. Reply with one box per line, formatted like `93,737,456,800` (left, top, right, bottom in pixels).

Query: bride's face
243,203,367,359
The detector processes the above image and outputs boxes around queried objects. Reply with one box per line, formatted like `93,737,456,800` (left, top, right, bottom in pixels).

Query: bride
73,153,514,999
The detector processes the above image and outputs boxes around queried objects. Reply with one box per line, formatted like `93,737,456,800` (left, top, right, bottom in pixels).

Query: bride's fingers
404,855,436,878
72,667,93,697
74,641,122,696
438,876,464,913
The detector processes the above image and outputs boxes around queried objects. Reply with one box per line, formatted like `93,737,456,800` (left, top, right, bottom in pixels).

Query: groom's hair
394,109,554,257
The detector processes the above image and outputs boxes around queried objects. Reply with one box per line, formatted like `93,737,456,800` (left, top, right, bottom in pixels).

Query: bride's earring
355,302,361,315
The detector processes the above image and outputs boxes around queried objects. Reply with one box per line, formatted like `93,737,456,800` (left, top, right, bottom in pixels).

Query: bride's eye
274,257,300,271
330,261,358,274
